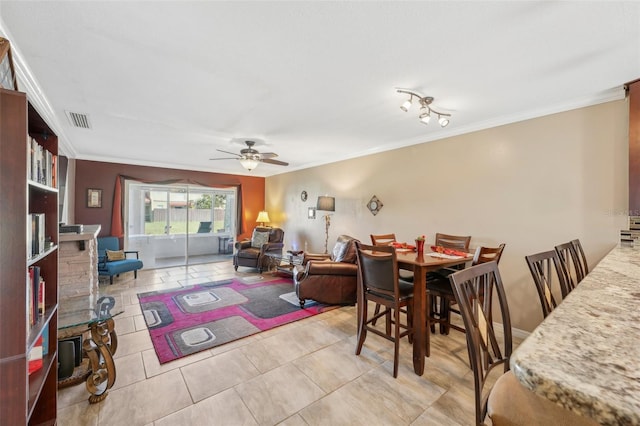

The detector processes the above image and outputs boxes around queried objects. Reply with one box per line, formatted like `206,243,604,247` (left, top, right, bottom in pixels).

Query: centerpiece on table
415,235,426,254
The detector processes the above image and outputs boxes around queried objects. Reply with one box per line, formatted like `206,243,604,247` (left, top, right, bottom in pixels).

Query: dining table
510,245,640,426
395,249,474,375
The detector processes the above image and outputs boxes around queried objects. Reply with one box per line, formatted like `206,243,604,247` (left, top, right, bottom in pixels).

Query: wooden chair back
525,250,569,318
571,239,588,281
472,244,506,265
435,233,471,250
370,233,397,246
554,242,582,292
449,261,512,426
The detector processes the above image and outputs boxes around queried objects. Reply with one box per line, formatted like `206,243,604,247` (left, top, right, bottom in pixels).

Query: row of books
27,213,46,257
27,136,57,188
27,265,45,327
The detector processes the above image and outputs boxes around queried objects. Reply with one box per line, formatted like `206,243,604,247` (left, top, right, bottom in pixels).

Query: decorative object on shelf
308,207,316,219
317,195,336,254
396,88,451,127
366,195,383,216
87,188,102,208
210,140,289,171
300,190,308,202
0,37,18,90
256,211,271,227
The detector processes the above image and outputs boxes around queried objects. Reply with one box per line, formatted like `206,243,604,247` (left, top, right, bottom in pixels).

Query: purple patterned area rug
137,277,336,364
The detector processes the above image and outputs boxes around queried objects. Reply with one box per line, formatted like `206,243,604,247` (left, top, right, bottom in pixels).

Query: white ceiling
1,1,639,177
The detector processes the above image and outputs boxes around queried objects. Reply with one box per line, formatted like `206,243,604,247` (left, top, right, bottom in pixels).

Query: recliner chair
294,235,359,308
233,227,285,272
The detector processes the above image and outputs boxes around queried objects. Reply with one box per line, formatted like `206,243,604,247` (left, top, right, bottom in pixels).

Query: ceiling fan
210,140,289,171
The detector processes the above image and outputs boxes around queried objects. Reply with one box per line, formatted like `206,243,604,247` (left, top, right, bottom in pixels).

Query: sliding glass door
125,182,236,269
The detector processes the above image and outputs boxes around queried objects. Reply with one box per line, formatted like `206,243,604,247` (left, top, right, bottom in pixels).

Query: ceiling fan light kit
210,140,289,171
397,88,451,127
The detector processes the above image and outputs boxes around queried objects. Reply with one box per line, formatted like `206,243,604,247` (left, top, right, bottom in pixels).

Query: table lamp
256,211,271,227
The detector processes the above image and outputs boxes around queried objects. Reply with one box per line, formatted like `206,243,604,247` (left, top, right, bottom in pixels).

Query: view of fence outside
145,208,228,234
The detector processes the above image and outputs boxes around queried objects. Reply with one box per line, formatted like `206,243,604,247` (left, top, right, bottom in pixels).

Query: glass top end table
58,295,123,403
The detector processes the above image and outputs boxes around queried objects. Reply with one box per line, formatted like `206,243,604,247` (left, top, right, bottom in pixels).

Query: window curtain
110,175,244,238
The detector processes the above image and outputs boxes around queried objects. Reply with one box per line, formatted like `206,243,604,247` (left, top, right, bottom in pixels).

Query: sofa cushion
332,235,357,263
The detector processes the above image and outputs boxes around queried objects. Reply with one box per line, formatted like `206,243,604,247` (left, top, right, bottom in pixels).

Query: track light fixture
397,88,451,127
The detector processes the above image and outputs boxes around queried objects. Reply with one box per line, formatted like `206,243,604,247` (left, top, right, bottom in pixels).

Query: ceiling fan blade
216,149,241,157
257,152,278,159
261,158,289,166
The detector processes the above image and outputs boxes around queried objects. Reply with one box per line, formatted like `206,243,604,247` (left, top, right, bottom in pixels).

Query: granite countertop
510,245,640,426
59,224,101,242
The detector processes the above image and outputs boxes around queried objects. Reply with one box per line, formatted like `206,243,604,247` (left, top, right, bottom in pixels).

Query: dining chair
435,233,472,250
449,261,599,426
370,233,414,325
429,244,505,335
525,250,570,318
354,241,414,378
571,238,589,281
554,241,582,292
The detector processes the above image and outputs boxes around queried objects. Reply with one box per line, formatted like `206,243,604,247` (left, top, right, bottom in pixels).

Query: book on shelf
27,266,44,326
28,335,43,375
30,213,45,256
27,136,57,187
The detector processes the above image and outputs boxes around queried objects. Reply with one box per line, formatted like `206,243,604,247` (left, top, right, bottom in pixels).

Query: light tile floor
57,261,520,426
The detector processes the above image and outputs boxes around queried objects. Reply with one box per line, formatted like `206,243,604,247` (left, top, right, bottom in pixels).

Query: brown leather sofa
293,235,359,308
233,227,284,272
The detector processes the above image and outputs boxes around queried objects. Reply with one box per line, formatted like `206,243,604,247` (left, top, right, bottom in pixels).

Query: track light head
400,97,412,112
438,115,450,127
419,108,431,124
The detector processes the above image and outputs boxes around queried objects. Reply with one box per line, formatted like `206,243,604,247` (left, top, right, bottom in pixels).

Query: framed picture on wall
87,188,102,208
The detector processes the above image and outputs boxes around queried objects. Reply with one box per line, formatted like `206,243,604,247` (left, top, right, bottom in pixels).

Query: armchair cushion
251,229,270,248
106,249,126,261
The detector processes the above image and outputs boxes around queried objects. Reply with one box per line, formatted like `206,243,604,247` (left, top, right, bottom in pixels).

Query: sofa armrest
302,252,331,264
307,261,357,276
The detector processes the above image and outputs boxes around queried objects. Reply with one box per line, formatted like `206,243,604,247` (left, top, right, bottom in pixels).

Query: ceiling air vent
65,111,91,129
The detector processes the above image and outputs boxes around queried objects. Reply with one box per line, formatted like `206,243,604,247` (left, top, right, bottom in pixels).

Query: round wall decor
301,190,308,202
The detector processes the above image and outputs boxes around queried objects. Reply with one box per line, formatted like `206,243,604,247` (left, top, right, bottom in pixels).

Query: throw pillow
251,230,270,248
106,250,126,261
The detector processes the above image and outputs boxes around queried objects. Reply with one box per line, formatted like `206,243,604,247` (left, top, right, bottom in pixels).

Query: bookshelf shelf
1,88,59,425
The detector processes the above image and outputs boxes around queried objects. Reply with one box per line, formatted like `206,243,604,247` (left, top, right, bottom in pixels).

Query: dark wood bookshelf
0,88,59,425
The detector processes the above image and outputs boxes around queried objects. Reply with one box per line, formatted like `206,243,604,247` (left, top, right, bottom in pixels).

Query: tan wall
266,100,629,332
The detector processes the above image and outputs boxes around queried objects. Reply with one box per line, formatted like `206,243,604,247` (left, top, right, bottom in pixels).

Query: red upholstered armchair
233,227,284,272
293,235,360,308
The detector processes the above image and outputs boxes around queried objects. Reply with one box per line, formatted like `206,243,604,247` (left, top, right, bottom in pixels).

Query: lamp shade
316,196,335,212
256,211,271,224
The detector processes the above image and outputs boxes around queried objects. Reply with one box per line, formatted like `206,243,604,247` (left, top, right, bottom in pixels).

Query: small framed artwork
87,188,102,208
308,207,316,219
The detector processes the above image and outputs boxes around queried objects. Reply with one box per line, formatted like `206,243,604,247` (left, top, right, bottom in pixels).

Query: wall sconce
397,88,451,127
256,211,271,227
316,196,335,254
